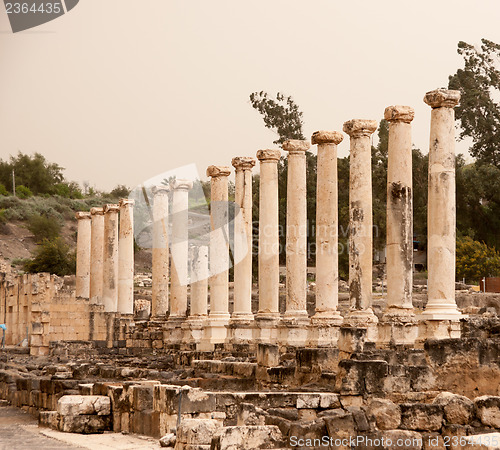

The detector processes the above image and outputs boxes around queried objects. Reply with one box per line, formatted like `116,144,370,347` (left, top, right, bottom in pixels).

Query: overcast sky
0,0,499,190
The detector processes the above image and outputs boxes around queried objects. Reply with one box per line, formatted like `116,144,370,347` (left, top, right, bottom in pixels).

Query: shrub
456,236,500,282
23,238,76,276
26,214,61,242
15,185,33,199
109,184,130,199
0,184,8,196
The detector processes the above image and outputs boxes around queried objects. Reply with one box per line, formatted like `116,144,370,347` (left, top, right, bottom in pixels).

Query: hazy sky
0,0,499,190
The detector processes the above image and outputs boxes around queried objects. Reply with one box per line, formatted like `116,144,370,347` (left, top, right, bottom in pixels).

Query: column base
344,308,378,326
282,309,309,325
255,315,280,345
230,312,255,322
183,315,207,345
255,311,281,321
311,311,343,326
417,318,463,342
378,312,418,347
279,317,310,347
307,322,341,347
203,314,230,345
164,317,185,344
419,303,465,321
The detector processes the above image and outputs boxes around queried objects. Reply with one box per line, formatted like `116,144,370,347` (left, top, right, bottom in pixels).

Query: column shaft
207,166,231,320
75,212,91,298
283,139,310,322
102,204,120,312
422,89,462,319
232,157,256,321
90,208,105,304
343,119,378,324
170,180,192,319
311,131,343,324
118,199,135,314
256,150,281,319
151,186,170,317
190,245,209,317
384,106,415,315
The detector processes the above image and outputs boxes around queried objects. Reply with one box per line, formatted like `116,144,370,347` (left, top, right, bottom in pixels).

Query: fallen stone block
59,414,112,433
400,404,443,431
39,410,59,429
176,418,220,446
433,391,474,425
475,396,500,428
367,398,402,430
57,395,111,416
211,425,285,450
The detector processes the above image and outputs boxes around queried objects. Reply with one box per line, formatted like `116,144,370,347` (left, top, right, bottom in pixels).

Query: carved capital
206,165,231,178
103,204,120,214
119,198,135,207
424,88,460,108
256,149,281,162
343,119,378,138
282,139,310,153
171,179,194,190
90,207,104,216
311,130,343,145
384,105,415,123
232,157,256,171
75,211,91,220
152,185,170,196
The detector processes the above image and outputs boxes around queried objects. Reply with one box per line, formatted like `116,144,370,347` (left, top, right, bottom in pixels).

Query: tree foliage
448,39,500,166
249,92,305,144
27,215,61,243
456,236,500,282
23,238,76,276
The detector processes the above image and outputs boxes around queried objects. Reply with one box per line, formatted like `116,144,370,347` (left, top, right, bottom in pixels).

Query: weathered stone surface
342,119,378,138
464,432,500,449
311,130,343,145
159,432,176,447
423,88,460,109
400,404,443,431
296,394,320,409
59,414,112,433
475,396,500,428
289,419,327,445
176,418,220,445
237,402,267,426
206,165,231,178
57,395,110,416
324,409,355,441
433,391,474,425
211,425,284,450
367,398,402,430
384,105,415,123
346,406,370,432
319,393,340,409
38,410,59,429
282,139,310,152
357,430,423,450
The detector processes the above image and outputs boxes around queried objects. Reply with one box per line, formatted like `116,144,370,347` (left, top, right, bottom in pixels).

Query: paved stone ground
0,403,160,450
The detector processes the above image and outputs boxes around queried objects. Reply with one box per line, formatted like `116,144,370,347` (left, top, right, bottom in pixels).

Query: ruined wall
0,273,110,355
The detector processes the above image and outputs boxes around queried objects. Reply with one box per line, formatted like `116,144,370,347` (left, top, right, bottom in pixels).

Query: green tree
448,39,500,166
456,236,500,282
26,215,61,243
15,185,33,199
23,238,76,276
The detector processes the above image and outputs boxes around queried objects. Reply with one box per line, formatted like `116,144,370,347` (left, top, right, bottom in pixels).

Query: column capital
384,105,415,123
232,157,256,171
152,185,170,196
424,88,460,108
343,119,378,138
171,179,194,190
90,207,104,216
312,131,343,145
257,149,281,162
119,198,135,207
104,204,120,213
207,165,231,178
75,211,91,220
282,139,310,153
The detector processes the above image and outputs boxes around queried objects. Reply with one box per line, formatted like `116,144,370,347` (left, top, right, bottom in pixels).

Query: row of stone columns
75,200,135,315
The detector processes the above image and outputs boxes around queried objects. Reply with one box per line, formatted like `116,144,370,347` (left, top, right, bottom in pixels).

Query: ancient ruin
1,89,500,449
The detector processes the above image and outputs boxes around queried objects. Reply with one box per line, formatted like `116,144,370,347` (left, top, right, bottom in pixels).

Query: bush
15,185,33,199
0,184,8,196
456,236,500,282
23,238,76,276
109,184,130,199
26,214,61,242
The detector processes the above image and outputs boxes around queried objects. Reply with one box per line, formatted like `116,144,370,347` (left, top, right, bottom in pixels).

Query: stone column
169,179,193,319
189,245,209,318
118,199,135,314
383,106,415,318
90,207,105,304
422,89,462,320
231,157,256,322
151,185,170,317
255,150,281,321
343,119,378,325
75,211,91,299
283,139,310,323
102,204,120,312
311,131,344,325
206,165,231,342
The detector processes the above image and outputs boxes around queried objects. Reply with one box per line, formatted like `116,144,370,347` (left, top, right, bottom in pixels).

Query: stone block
211,425,284,450
257,344,280,367
319,393,340,409
296,394,320,409
289,419,327,445
357,430,423,450
433,392,474,425
475,396,500,428
367,398,401,430
39,410,59,429
59,414,112,433
159,432,176,448
57,395,111,416
237,403,267,426
176,418,220,445
324,409,355,441
133,385,154,411
400,404,443,431
338,360,388,394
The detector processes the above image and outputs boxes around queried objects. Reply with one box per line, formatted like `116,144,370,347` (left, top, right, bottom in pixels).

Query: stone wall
0,273,114,355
